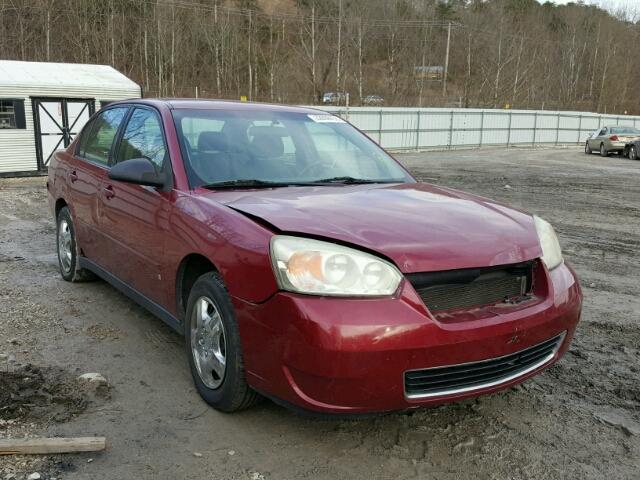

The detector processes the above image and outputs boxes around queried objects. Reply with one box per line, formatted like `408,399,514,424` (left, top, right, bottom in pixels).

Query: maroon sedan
47,99,582,414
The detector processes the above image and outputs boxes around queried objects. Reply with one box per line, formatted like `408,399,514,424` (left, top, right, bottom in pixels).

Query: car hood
205,183,542,273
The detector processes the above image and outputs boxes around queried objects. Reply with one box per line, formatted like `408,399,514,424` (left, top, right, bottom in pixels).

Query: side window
598,128,607,136
81,107,128,165
0,99,26,129
116,108,167,169
76,118,95,157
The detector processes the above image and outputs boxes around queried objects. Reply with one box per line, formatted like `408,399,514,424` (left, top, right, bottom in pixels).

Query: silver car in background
585,125,640,157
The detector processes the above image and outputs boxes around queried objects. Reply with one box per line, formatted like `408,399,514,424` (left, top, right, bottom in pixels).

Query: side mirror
108,158,165,188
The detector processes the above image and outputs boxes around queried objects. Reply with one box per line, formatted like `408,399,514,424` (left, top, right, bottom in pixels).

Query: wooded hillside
1,0,638,113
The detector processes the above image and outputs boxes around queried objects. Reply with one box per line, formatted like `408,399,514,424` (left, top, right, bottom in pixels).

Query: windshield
610,126,640,135
172,109,413,188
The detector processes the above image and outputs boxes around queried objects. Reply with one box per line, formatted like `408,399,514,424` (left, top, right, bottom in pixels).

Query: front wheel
585,141,592,154
629,146,638,161
599,143,608,157
185,272,260,412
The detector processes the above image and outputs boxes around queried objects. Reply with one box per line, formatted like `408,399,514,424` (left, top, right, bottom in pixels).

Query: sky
540,0,640,14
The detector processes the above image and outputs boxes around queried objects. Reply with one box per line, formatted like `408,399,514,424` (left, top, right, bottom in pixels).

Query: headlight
533,215,563,270
270,235,402,296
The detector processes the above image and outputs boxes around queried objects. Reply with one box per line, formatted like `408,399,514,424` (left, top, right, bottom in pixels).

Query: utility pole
336,0,342,90
443,21,451,97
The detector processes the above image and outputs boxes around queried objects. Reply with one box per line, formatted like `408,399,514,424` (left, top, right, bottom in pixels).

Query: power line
144,0,461,27
0,0,460,30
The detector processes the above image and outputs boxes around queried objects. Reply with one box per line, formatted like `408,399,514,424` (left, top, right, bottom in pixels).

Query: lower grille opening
404,333,565,398
407,262,534,313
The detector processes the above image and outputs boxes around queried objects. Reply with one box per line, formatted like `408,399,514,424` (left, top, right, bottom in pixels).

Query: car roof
108,98,326,115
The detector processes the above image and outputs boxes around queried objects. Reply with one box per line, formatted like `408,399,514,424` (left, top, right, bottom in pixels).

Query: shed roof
0,60,140,91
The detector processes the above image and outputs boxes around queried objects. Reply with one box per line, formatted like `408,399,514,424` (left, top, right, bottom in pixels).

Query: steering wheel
298,157,337,178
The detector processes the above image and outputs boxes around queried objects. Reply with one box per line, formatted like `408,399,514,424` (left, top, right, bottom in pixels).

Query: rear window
611,127,640,135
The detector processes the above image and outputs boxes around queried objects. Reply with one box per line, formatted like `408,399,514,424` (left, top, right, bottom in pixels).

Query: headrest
250,134,284,158
198,131,228,151
248,125,289,137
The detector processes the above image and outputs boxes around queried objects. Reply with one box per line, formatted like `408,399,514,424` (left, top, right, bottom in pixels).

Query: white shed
0,60,141,175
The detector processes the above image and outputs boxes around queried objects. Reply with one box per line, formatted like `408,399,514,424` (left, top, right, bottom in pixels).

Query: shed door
32,98,94,169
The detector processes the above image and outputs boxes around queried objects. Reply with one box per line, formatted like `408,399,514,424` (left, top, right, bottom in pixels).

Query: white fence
320,107,640,151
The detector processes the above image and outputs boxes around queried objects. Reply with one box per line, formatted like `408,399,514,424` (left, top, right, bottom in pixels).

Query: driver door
590,127,606,150
99,106,173,307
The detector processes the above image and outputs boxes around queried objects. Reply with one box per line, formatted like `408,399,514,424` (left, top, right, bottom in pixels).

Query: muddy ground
0,147,638,479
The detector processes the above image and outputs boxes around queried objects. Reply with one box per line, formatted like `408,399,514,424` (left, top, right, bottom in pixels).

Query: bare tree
0,0,637,112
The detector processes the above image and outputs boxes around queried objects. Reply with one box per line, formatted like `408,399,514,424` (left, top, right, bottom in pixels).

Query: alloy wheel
190,296,227,389
631,147,637,160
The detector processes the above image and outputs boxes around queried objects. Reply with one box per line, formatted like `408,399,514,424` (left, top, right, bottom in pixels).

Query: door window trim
112,105,174,190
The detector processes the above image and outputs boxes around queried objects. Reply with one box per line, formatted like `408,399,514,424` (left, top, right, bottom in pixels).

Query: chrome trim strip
404,331,566,400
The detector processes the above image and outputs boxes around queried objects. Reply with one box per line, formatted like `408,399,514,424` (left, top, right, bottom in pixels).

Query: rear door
67,106,129,265
99,106,173,306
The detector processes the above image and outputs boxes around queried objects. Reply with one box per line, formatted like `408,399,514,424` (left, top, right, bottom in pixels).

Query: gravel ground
0,147,638,479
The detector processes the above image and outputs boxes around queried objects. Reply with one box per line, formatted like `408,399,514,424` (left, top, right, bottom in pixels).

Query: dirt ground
0,147,638,480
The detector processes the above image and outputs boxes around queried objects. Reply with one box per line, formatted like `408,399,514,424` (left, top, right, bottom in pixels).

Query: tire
630,146,638,161
599,143,608,157
56,206,95,282
585,141,592,154
185,272,260,412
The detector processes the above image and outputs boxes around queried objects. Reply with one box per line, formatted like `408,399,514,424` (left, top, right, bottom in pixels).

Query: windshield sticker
307,114,346,123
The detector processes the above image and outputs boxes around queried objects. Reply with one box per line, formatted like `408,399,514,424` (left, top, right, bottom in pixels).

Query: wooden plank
0,437,106,455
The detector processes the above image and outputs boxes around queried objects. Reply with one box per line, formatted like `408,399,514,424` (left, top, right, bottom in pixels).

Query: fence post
533,112,537,147
507,110,512,148
577,114,582,144
415,110,421,150
378,109,383,145
555,113,560,146
449,110,454,149
479,110,484,147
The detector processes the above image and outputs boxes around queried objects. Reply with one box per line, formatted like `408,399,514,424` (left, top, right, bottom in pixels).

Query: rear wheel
56,206,95,282
584,141,592,154
599,143,608,157
185,272,260,412
630,146,638,161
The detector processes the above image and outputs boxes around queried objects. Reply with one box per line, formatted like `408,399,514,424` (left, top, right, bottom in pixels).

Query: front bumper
233,262,582,414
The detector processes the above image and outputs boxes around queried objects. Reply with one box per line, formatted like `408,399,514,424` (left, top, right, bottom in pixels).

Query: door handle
103,185,115,199
69,171,78,183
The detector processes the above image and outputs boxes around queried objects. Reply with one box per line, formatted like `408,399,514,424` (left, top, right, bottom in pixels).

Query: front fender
167,193,278,305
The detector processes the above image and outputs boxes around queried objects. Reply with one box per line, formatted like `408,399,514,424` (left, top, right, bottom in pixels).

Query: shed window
0,99,26,129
